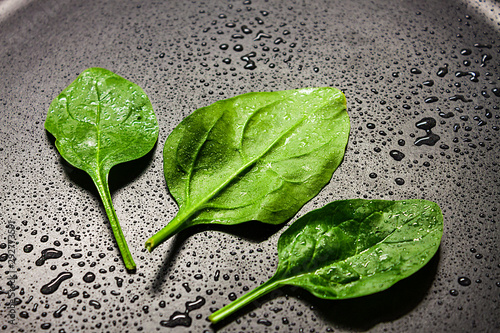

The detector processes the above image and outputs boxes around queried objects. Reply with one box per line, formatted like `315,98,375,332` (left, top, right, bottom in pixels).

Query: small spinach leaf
146,87,350,251
45,67,159,271
208,199,443,324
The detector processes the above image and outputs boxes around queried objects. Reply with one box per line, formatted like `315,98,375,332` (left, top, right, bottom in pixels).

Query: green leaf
208,199,443,324
45,67,159,271
146,87,350,251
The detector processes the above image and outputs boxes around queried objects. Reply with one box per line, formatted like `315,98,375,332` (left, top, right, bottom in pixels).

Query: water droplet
241,52,257,70
257,318,273,326
23,244,34,253
480,54,492,67
410,68,422,74
40,272,73,295
414,117,440,146
114,276,123,287
449,289,459,296
160,311,192,327
424,96,439,103
233,44,243,52
40,323,51,330
185,296,205,311
35,248,63,266
437,64,448,77
241,25,252,34
473,43,492,49
438,111,454,118
455,71,479,82
460,48,472,55
458,277,471,286
449,95,472,102
83,272,96,283
89,300,101,309
274,37,284,45
389,150,405,161
253,30,271,41
53,304,67,318
395,178,405,185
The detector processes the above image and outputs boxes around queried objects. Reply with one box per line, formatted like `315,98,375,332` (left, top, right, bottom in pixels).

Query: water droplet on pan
160,311,192,327
40,272,73,295
414,117,440,146
82,272,96,283
458,277,471,286
389,150,405,161
35,248,63,266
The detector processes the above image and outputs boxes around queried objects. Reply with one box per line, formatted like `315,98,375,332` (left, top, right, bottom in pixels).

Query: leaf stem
208,279,280,324
94,176,136,271
145,212,188,252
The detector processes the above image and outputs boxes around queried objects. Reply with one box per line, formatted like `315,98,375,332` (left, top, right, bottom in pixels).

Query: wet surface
0,0,499,332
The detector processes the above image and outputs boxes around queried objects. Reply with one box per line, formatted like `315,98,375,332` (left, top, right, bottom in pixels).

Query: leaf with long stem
45,67,158,271
146,87,350,251
208,199,443,324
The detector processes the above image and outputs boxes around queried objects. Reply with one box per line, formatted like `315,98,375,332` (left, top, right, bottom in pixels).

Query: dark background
0,0,498,332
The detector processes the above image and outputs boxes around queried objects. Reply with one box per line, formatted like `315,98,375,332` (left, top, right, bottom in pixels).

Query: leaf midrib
95,82,103,176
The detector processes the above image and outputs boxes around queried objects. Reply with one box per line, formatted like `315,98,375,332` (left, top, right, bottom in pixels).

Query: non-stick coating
0,0,498,332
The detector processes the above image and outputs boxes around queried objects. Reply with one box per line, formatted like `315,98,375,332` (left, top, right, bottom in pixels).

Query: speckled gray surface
0,0,499,332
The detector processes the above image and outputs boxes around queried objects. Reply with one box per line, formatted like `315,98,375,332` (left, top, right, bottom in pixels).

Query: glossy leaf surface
146,87,350,251
45,67,159,270
209,199,443,324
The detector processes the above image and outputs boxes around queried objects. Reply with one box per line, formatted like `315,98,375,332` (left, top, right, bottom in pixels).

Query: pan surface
0,0,498,332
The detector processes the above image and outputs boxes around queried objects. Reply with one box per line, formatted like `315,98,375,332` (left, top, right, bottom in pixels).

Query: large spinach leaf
45,67,159,271
208,199,443,324
146,87,350,251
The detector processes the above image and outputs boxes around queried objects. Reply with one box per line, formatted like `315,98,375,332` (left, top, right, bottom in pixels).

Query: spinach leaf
146,87,350,251
45,67,159,271
208,199,443,324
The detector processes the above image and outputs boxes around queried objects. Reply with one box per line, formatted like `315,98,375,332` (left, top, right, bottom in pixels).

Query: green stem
94,175,136,271
145,212,188,252
208,279,280,324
